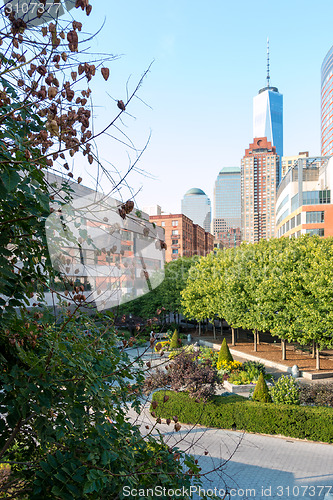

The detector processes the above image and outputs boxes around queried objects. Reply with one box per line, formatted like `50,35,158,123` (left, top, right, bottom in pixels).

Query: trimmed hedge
151,390,333,443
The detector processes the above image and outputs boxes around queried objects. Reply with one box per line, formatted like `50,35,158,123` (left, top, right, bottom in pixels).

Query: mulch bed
193,333,333,374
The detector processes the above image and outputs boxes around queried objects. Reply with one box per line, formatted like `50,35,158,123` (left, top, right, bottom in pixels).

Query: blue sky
72,0,333,214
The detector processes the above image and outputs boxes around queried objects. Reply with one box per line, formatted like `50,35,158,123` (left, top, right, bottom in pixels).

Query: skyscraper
253,40,283,179
321,45,333,156
213,167,241,248
181,188,211,233
241,137,279,243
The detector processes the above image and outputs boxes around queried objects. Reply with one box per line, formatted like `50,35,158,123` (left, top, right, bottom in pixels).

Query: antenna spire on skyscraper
267,37,270,88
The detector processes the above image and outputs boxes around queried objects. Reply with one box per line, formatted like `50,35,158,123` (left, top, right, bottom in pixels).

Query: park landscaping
147,339,333,443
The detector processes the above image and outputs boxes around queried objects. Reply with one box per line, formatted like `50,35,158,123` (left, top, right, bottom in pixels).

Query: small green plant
217,338,233,364
242,360,266,375
228,370,253,385
252,373,272,403
270,375,300,405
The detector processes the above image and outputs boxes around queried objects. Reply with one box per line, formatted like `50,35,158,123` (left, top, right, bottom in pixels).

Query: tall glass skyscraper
181,188,211,233
321,45,333,156
213,167,241,247
253,41,283,180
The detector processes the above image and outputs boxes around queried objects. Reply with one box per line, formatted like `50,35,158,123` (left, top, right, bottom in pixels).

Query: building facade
321,45,333,156
181,188,211,233
149,213,214,262
241,137,279,243
281,152,309,180
213,166,241,248
275,156,333,238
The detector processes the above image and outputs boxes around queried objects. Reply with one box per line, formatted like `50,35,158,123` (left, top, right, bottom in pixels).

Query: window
172,239,178,245
290,217,295,229
172,220,178,227
296,213,301,226
161,221,165,227
306,228,324,236
306,211,325,224
172,230,179,235
172,249,178,254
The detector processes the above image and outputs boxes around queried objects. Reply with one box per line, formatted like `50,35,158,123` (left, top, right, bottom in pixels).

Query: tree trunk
254,329,257,352
281,339,286,360
312,339,316,359
231,327,235,346
198,321,201,337
316,343,320,370
257,331,260,345
213,322,216,340
220,319,223,337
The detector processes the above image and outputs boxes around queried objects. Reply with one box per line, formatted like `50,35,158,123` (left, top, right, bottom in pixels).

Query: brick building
149,213,214,261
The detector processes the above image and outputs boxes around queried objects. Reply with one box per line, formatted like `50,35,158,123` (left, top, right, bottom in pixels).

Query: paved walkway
126,345,333,500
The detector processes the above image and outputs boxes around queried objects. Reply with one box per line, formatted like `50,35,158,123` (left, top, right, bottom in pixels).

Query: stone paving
126,345,333,500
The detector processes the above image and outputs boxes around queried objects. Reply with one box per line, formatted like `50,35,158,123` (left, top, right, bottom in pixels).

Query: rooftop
184,188,206,196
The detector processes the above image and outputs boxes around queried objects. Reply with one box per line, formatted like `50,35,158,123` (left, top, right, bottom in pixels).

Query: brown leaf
101,67,110,81
151,400,158,409
71,72,77,81
48,87,57,99
163,395,169,403
77,177,82,184
166,418,171,425
174,423,181,432
86,4,92,15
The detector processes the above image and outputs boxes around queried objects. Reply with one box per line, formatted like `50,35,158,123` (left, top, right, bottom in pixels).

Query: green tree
0,4,202,497
217,338,233,363
252,373,272,403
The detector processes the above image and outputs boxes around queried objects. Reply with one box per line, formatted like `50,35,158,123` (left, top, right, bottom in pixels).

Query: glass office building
253,87,283,181
181,188,211,233
213,167,241,247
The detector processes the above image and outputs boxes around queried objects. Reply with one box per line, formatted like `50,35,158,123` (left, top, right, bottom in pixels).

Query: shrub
144,351,218,401
299,382,333,407
217,338,233,364
152,391,333,443
242,360,266,375
169,329,180,350
252,373,272,403
228,370,253,385
270,375,300,405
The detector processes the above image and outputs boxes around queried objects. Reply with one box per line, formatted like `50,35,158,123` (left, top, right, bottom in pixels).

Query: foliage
217,338,233,364
197,347,218,368
169,329,180,350
144,351,219,401
1,311,205,498
299,383,333,407
152,391,333,443
269,375,300,405
216,360,242,373
242,360,266,375
252,373,272,403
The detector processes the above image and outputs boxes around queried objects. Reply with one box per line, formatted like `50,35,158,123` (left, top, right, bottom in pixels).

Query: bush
144,351,219,401
242,361,266,375
299,382,333,407
152,391,333,443
217,338,233,364
270,375,300,405
252,373,272,402
169,329,180,350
